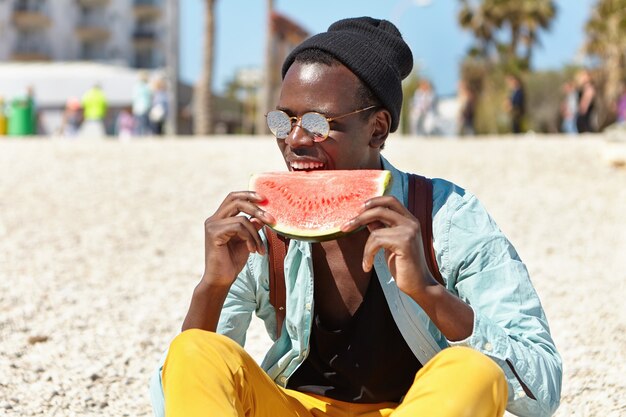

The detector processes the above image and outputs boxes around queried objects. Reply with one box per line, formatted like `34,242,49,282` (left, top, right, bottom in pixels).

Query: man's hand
341,196,439,300
202,191,275,288
182,191,275,332
341,195,474,341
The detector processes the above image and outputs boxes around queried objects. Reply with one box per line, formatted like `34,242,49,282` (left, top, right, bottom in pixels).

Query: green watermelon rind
251,170,392,242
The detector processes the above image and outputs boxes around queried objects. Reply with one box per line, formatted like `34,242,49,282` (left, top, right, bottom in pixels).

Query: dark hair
292,48,382,115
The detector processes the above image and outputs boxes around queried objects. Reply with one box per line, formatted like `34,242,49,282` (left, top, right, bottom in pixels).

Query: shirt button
279,376,287,384
484,342,493,351
305,303,311,311
517,390,526,399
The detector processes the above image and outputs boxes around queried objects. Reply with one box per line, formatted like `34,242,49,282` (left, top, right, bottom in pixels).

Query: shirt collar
380,155,408,207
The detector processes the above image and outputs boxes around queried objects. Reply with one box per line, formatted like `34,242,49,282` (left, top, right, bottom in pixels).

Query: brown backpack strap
265,227,288,338
408,174,444,285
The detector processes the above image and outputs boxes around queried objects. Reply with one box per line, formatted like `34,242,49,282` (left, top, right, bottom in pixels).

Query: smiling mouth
290,161,325,171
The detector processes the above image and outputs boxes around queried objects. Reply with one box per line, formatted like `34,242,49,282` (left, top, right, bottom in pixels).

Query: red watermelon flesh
249,170,391,241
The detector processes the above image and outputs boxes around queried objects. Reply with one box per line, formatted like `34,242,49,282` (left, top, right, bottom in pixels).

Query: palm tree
519,0,557,67
497,0,556,69
457,0,556,134
458,0,497,60
458,0,556,70
585,0,626,111
194,0,216,135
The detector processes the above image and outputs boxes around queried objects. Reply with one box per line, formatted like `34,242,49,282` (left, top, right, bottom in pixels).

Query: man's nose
284,124,314,148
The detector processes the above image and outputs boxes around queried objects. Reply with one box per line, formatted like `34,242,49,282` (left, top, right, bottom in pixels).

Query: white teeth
291,161,324,170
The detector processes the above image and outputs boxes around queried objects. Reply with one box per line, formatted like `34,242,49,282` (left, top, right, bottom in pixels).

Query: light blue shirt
132,82,152,116
150,156,562,417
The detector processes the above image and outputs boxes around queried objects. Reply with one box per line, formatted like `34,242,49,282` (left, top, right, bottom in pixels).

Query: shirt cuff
445,306,510,362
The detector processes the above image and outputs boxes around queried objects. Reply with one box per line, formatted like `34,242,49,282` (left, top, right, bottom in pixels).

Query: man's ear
369,109,391,149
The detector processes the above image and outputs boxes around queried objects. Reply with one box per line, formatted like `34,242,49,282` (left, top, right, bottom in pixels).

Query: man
505,74,525,134
132,71,152,136
575,69,596,133
150,17,561,417
560,81,578,134
411,79,438,136
81,83,108,137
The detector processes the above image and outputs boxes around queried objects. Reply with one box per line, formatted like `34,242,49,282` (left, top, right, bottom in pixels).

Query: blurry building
177,82,242,135
0,0,165,69
266,12,309,108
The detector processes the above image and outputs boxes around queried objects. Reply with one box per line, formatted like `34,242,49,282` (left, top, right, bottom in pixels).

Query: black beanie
281,17,413,132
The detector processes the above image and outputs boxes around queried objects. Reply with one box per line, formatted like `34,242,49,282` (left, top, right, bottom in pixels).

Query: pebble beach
0,135,624,416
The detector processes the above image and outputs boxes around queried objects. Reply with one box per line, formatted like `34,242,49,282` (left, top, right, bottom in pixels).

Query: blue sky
180,0,596,97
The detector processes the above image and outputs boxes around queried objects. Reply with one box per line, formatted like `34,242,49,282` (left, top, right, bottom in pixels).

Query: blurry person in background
411,79,438,136
575,70,596,133
457,80,475,136
115,106,135,141
25,85,42,135
60,97,83,138
560,81,578,135
133,71,152,136
614,81,626,125
80,83,108,138
0,96,7,135
149,77,168,136
505,75,525,134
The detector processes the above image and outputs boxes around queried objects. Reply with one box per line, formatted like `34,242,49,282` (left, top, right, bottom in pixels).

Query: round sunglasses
265,105,378,142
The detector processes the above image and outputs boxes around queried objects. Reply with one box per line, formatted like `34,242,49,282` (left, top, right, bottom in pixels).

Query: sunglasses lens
266,111,291,139
301,112,329,140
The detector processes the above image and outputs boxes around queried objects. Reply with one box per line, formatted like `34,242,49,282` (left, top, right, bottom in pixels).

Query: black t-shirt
286,273,423,403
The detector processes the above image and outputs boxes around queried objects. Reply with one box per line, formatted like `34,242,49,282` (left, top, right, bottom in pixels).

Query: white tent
0,62,163,135
0,61,158,107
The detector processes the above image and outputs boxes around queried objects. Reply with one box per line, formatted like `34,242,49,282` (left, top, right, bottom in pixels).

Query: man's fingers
362,227,415,272
341,196,414,233
362,228,390,271
256,209,276,225
237,217,265,253
364,196,409,214
342,206,408,232
366,221,386,233
250,217,264,230
213,191,273,222
210,216,264,254
250,218,268,255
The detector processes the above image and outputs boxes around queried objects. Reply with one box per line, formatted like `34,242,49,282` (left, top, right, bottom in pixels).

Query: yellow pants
162,329,507,417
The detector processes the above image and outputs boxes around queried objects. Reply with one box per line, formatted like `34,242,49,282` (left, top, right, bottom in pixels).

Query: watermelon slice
249,170,391,241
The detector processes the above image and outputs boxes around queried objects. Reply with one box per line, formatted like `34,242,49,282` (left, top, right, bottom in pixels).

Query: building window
81,42,106,61
134,49,154,68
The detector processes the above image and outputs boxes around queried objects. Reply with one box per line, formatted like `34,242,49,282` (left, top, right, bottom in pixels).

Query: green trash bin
8,97,35,136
